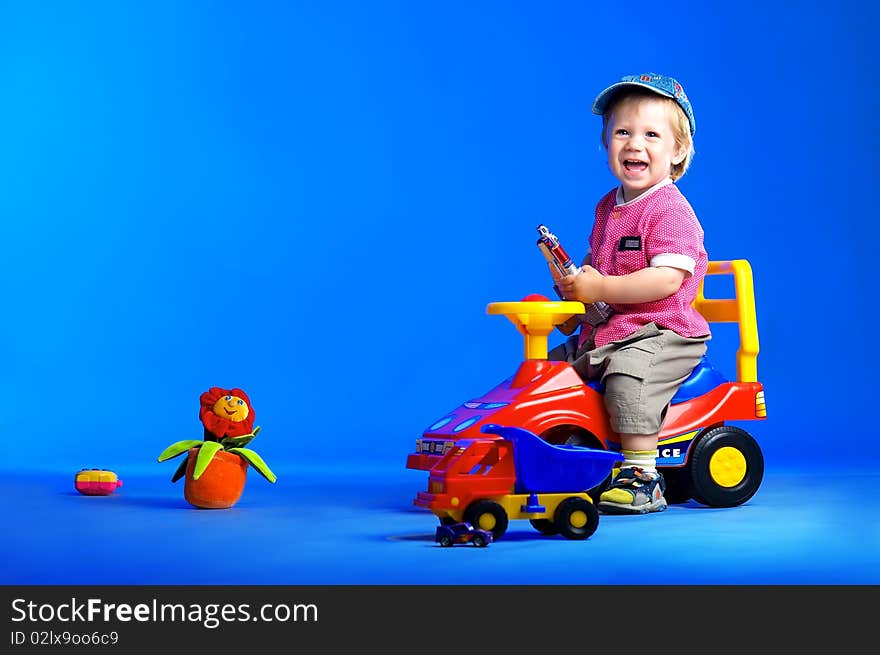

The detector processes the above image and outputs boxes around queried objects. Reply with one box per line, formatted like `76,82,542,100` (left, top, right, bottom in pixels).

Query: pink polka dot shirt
578,180,711,349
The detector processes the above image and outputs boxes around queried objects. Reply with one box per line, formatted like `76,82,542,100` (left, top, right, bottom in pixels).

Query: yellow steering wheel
486,299,585,360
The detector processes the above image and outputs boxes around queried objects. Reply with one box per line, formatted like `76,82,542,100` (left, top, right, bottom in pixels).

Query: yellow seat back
693,260,759,382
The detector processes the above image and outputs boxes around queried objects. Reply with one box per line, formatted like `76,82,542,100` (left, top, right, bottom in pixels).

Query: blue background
2,1,878,586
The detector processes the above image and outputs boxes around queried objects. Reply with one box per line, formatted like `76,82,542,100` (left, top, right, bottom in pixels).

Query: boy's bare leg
619,433,658,454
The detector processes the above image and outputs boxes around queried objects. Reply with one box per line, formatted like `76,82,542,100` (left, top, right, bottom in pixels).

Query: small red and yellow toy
75,469,123,496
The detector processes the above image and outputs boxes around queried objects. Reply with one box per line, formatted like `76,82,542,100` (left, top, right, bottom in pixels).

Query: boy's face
605,96,686,202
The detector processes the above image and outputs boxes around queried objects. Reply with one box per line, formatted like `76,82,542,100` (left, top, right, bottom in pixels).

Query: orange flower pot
183,447,248,509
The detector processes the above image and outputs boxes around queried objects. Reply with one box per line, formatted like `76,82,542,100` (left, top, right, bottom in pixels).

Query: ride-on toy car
408,259,766,509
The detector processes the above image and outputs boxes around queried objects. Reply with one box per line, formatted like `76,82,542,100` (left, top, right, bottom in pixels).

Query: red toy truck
415,423,622,541
408,260,766,509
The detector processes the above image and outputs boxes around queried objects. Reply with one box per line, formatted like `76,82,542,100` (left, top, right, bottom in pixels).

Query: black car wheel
687,426,764,507
438,535,453,547
529,518,559,535
554,497,599,540
464,500,509,541
472,534,488,548
661,467,692,505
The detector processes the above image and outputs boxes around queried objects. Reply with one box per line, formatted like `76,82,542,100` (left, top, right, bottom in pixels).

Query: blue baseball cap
592,73,696,136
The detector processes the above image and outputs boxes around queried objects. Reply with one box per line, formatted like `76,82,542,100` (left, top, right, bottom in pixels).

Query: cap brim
591,81,675,115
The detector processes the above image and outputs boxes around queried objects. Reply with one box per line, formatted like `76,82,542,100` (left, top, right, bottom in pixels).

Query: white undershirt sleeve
650,253,696,276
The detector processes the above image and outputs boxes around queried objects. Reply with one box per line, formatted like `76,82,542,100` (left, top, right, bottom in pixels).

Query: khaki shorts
549,323,709,435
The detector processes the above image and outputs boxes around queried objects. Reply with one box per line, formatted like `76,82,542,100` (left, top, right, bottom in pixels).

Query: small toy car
75,469,123,496
435,522,493,547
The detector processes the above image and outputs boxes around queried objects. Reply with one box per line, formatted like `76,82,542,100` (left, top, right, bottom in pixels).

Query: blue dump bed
481,424,623,494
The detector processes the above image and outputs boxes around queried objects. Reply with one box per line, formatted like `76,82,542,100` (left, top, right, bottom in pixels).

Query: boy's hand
548,262,563,283
557,265,605,303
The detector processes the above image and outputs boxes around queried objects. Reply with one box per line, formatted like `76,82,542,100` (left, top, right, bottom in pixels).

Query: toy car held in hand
435,522,493,547
408,260,766,511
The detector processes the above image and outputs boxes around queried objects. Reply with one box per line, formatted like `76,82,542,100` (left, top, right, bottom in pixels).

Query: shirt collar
615,178,673,207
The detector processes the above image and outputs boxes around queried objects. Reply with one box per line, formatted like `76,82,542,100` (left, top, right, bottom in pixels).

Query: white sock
621,449,657,475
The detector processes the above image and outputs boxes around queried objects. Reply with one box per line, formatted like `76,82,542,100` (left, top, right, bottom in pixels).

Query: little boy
553,73,710,514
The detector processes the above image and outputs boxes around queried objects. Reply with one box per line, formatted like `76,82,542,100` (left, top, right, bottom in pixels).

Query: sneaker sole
597,498,668,515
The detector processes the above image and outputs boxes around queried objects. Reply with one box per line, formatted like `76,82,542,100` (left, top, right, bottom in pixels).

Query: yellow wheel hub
477,514,497,531
709,446,747,487
568,510,587,529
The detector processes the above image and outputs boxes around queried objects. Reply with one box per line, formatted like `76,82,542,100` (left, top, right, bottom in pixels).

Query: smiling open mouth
623,159,648,172
224,409,237,416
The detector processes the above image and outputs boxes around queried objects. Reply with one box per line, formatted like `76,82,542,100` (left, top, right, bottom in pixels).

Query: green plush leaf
158,440,204,462
221,426,262,449
229,447,277,483
221,434,255,449
192,441,223,480
170,456,189,483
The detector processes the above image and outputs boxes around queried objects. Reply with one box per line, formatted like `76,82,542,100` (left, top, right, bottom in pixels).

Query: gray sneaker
597,467,667,514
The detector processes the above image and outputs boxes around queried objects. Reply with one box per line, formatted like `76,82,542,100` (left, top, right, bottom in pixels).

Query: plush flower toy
157,386,276,506
199,386,256,441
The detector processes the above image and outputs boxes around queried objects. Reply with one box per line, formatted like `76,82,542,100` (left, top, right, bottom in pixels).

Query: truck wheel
529,518,558,535
554,497,599,540
464,500,509,541
687,426,764,507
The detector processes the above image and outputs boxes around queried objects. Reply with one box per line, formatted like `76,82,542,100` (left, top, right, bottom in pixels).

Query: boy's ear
672,143,687,166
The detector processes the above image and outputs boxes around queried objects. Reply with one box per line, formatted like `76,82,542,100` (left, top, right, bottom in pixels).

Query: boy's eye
615,129,628,136
646,131,659,138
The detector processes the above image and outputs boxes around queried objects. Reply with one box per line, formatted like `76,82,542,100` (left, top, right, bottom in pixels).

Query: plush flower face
212,395,250,423
199,387,256,439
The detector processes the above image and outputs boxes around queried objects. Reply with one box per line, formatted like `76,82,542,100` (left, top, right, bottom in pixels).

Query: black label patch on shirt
618,236,642,251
